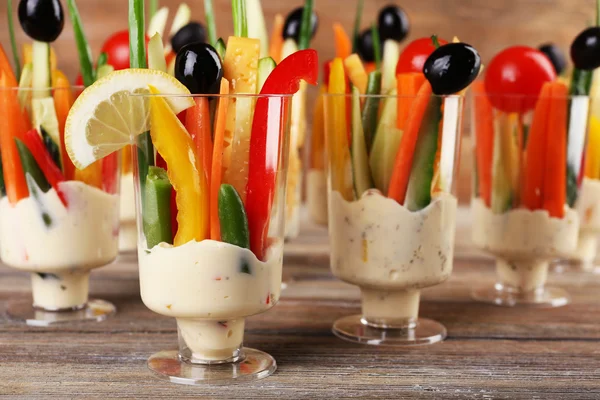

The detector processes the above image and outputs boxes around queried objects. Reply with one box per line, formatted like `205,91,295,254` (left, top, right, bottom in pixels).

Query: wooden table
0,209,599,399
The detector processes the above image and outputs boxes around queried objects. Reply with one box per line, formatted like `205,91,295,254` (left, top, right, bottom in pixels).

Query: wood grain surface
0,210,599,399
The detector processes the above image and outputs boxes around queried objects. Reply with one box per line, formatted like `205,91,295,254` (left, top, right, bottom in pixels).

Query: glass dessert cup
324,86,464,346
0,86,121,326
306,86,328,226
118,146,138,255
134,92,290,384
470,87,588,307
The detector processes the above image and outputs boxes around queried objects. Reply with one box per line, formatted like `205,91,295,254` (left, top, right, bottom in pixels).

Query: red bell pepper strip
245,49,319,260
22,129,68,207
101,152,119,194
323,60,332,88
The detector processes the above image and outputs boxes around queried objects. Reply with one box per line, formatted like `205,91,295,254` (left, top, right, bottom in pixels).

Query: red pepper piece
245,49,319,261
101,152,119,194
22,129,68,207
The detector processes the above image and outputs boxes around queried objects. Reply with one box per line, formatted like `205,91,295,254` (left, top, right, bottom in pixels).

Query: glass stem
31,271,90,311
496,258,549,293
360,288,420,329
177,318,246,365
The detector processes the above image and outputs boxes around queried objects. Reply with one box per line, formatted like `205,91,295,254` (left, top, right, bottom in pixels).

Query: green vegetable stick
67,0,95,87
218,184,250,249
7,0,21,80
361,71,382,153
215,38,226,59
15,138,50,193
351,0,364,54
143,166,173,249
232,0,248,38
96,52,108,69
204,0,218,46
298,0,314,50
372,23,382,70
149,0,159,19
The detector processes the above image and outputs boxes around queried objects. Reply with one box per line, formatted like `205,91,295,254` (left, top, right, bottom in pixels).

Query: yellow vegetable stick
344,54,368,94
148,85,208,246
585,115,600,180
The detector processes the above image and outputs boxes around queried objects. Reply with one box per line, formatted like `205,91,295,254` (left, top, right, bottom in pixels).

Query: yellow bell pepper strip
310,86,326,170
326,58,354,201
245,49,319,261
74,161,103,189
585,116,600,180
344,54,368,94
148,85,209,246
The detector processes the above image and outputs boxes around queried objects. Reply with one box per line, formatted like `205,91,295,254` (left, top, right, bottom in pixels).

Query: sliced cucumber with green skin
15,138,50,193
143,166,173,249
25,174,53,228
41,128,61,170
32,97,61,166
491,123,513,213
350,86,374,197
17,63,33,111
281,38,299,61
215,38,226,59
381,40,400,94
361,71,382,153
218,184,250,249
257,57,276,92
246,0,269,58
404,96,442,212
148,33,167,72
95,64,114,80
369,89,400,195
31,41,51,99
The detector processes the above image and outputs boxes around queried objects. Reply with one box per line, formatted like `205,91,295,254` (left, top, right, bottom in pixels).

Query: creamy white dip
306,168,328,225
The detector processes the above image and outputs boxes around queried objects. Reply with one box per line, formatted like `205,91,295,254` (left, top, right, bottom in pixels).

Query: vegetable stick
396,72,425,130
522,82,552,211
472,81,494,207
542,82,568,218
311,86,326,170
585,116,600,180
333,23,352,59
430,103,444,194
387,80,433,204
74,160,103,189
269,14,284,63
186,97,213,189
52,70,76,181
0,45,17,86
344,54,368,94
210,78,230,241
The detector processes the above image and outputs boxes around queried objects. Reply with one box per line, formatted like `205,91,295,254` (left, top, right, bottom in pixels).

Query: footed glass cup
471,87,588,307
134,92,290,384
324,89,464,346
0,86,120,326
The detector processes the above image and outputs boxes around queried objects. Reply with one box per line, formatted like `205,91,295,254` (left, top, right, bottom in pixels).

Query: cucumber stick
143,166,173,249
168,3,191,37
17,63,33,111
490,116,513,213
350,86,373,196
246,0,269,57
404,96,442,212
281,38,298,60
31,41,51,99
369,89,400,195
32,97,61,163
218,184,250,249
381,40,400,95
215,38,226,59
147,6,169,38
148,33,167,72
15,139,50,193
257,57,276,92
361,71,382,152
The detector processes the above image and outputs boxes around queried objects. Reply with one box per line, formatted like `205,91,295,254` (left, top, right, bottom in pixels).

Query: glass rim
132,92,294,99
474,92,589,100
0,86,85,91
321,93,463,99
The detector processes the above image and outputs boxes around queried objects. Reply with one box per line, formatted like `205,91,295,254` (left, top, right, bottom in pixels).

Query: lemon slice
65,68,194,169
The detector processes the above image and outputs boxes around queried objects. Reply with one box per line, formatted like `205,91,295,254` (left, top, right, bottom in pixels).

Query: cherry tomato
484,46,556,113
396,37,448,74
100,30,150,70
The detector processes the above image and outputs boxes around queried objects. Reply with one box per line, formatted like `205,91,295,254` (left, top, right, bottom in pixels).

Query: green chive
7,0,21,80
372,23,381,70
67,0,95,87
232,0,248,38
205,0,218,46
129,0,147,69
149,0,158,19
298,0,314,50
351,0,364,54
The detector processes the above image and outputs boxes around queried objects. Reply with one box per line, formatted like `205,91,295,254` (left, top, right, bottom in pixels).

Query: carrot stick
186,97,213,189
387,80,433,204
0,45,17,86
269,14,284,63
0,73,29,203
364,62,376,74
333,23,352,59
585,116,600,180
542,82,568,218
472,81,494,207
522,82,553,211
396,72,425,130
52,70,76,181
210,78,230,241
74,160,103,189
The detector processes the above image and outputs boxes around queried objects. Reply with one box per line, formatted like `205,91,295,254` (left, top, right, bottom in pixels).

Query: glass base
552,259,600,274
147,348,276,385
472,284,569,308
332,315,446,347
6,298,117,326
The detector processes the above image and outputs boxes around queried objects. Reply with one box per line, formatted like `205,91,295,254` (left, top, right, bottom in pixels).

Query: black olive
539,43,567,75
423,42,481,95
171,22,207,54
18,0,64,43
174,42,223,95
356,28,375,62
378,5,410,43
282,7,318,43
570,26,600,70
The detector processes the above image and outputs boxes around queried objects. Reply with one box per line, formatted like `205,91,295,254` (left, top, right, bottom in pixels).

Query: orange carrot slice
333,23,352,59
210,78,230,241
186,97,213,190
0,45,17,86
542,82,568,218
52,70,76,181
522,82,553,211
396,72,425,130
387,80,433,204
269,14,285,63
472,81,495,207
